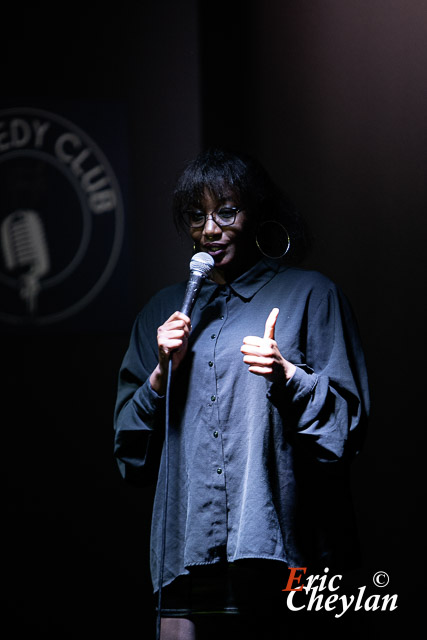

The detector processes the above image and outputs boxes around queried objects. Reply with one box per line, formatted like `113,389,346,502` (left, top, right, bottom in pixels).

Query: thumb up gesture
241,308,296,383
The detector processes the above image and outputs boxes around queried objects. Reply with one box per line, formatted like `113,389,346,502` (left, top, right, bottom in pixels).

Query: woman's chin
210,249,227,261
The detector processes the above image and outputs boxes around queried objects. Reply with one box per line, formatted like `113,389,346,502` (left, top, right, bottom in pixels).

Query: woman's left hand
241,308,296,383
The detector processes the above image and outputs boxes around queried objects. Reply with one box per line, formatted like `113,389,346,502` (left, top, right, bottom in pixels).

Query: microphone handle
180,272,204,318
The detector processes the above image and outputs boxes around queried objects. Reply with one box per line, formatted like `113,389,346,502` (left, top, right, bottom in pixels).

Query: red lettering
282,567,307,592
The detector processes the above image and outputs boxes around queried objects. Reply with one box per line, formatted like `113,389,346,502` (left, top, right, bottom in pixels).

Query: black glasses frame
183,206,243,229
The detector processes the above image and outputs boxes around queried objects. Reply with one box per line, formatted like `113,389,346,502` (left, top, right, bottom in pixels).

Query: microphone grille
189,252,215,277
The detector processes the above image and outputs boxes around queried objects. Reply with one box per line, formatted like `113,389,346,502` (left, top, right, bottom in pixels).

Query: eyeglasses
183,206,243,229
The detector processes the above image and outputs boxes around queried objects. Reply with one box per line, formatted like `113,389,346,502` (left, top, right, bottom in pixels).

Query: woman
114,149,369,639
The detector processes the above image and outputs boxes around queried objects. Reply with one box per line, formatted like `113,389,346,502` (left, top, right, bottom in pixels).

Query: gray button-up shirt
114,259,369,592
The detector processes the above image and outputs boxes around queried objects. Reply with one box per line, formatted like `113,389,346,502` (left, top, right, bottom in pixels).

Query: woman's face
189,189,258,283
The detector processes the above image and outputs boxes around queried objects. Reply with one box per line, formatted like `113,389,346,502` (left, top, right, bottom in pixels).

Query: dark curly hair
173,148,308,263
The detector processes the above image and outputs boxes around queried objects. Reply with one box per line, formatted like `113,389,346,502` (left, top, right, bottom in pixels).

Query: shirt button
220,315,224,320
211,334,216,339
208,361,214,367
211,395,216,402
217,468,222,474
213,431,219,438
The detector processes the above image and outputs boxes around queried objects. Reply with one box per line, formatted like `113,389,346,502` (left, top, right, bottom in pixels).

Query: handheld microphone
180,252,215,317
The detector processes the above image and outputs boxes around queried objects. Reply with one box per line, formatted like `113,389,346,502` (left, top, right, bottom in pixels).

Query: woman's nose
203,214,222,235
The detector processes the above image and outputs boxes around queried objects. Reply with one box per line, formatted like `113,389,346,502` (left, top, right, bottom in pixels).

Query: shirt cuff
267,365,318,406
133,377,165,415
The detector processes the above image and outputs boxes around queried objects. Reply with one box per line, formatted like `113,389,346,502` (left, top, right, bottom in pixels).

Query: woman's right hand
149,311,191,395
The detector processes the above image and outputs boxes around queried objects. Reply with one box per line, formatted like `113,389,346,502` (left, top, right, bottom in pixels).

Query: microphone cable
156,357,173,640
155,253,214,639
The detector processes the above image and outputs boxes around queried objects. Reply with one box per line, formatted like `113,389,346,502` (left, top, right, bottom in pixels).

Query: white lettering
286,571,398,618
381,594,398,611
11,118,31,148
324,594,339,611
70,148,91,178
0,118,51,152
81,165,110,192
0,121,10,152
286,591,305,612
32,120,51,148
55,132,82,163
89,189,117,213
54,133,117,213
354,585,366,611
328,574,342,591
335,594,355,618
318,567,330,591
364,594,381,612
304,574,319,593
306,586,324,612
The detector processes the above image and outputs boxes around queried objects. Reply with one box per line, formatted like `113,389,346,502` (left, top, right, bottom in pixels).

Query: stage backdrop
0,102,131,332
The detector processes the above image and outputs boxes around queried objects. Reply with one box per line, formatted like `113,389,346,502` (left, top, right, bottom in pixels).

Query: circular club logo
0,107,125,325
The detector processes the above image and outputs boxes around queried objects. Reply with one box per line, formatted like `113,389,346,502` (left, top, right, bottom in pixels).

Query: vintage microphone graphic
1,210,50,315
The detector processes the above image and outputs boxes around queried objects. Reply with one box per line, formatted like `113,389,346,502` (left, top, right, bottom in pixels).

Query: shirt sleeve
267,284,370,462
113,307,165,485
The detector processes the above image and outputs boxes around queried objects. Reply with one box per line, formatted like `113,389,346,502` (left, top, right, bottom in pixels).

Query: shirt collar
197,258,286,308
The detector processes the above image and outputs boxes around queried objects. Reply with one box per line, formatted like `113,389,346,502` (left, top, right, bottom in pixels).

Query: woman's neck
210,254,260,285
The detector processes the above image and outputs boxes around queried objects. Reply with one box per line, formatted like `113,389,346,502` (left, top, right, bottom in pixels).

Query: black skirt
158,559,287,619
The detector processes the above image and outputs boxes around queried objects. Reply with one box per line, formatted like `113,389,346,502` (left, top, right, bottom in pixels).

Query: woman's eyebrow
217,194,238,203
190,194,237,208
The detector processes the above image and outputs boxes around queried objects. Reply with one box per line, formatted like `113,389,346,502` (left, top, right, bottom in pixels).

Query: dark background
1,1,425,637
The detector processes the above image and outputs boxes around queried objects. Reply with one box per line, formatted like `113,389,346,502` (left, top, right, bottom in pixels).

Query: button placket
210,296,227,479
208,313,220,410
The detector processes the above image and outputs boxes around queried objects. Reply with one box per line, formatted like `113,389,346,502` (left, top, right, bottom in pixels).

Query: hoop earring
256,220,291,259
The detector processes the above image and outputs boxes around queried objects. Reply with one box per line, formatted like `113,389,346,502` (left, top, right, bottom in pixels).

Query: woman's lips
203,244,227,256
